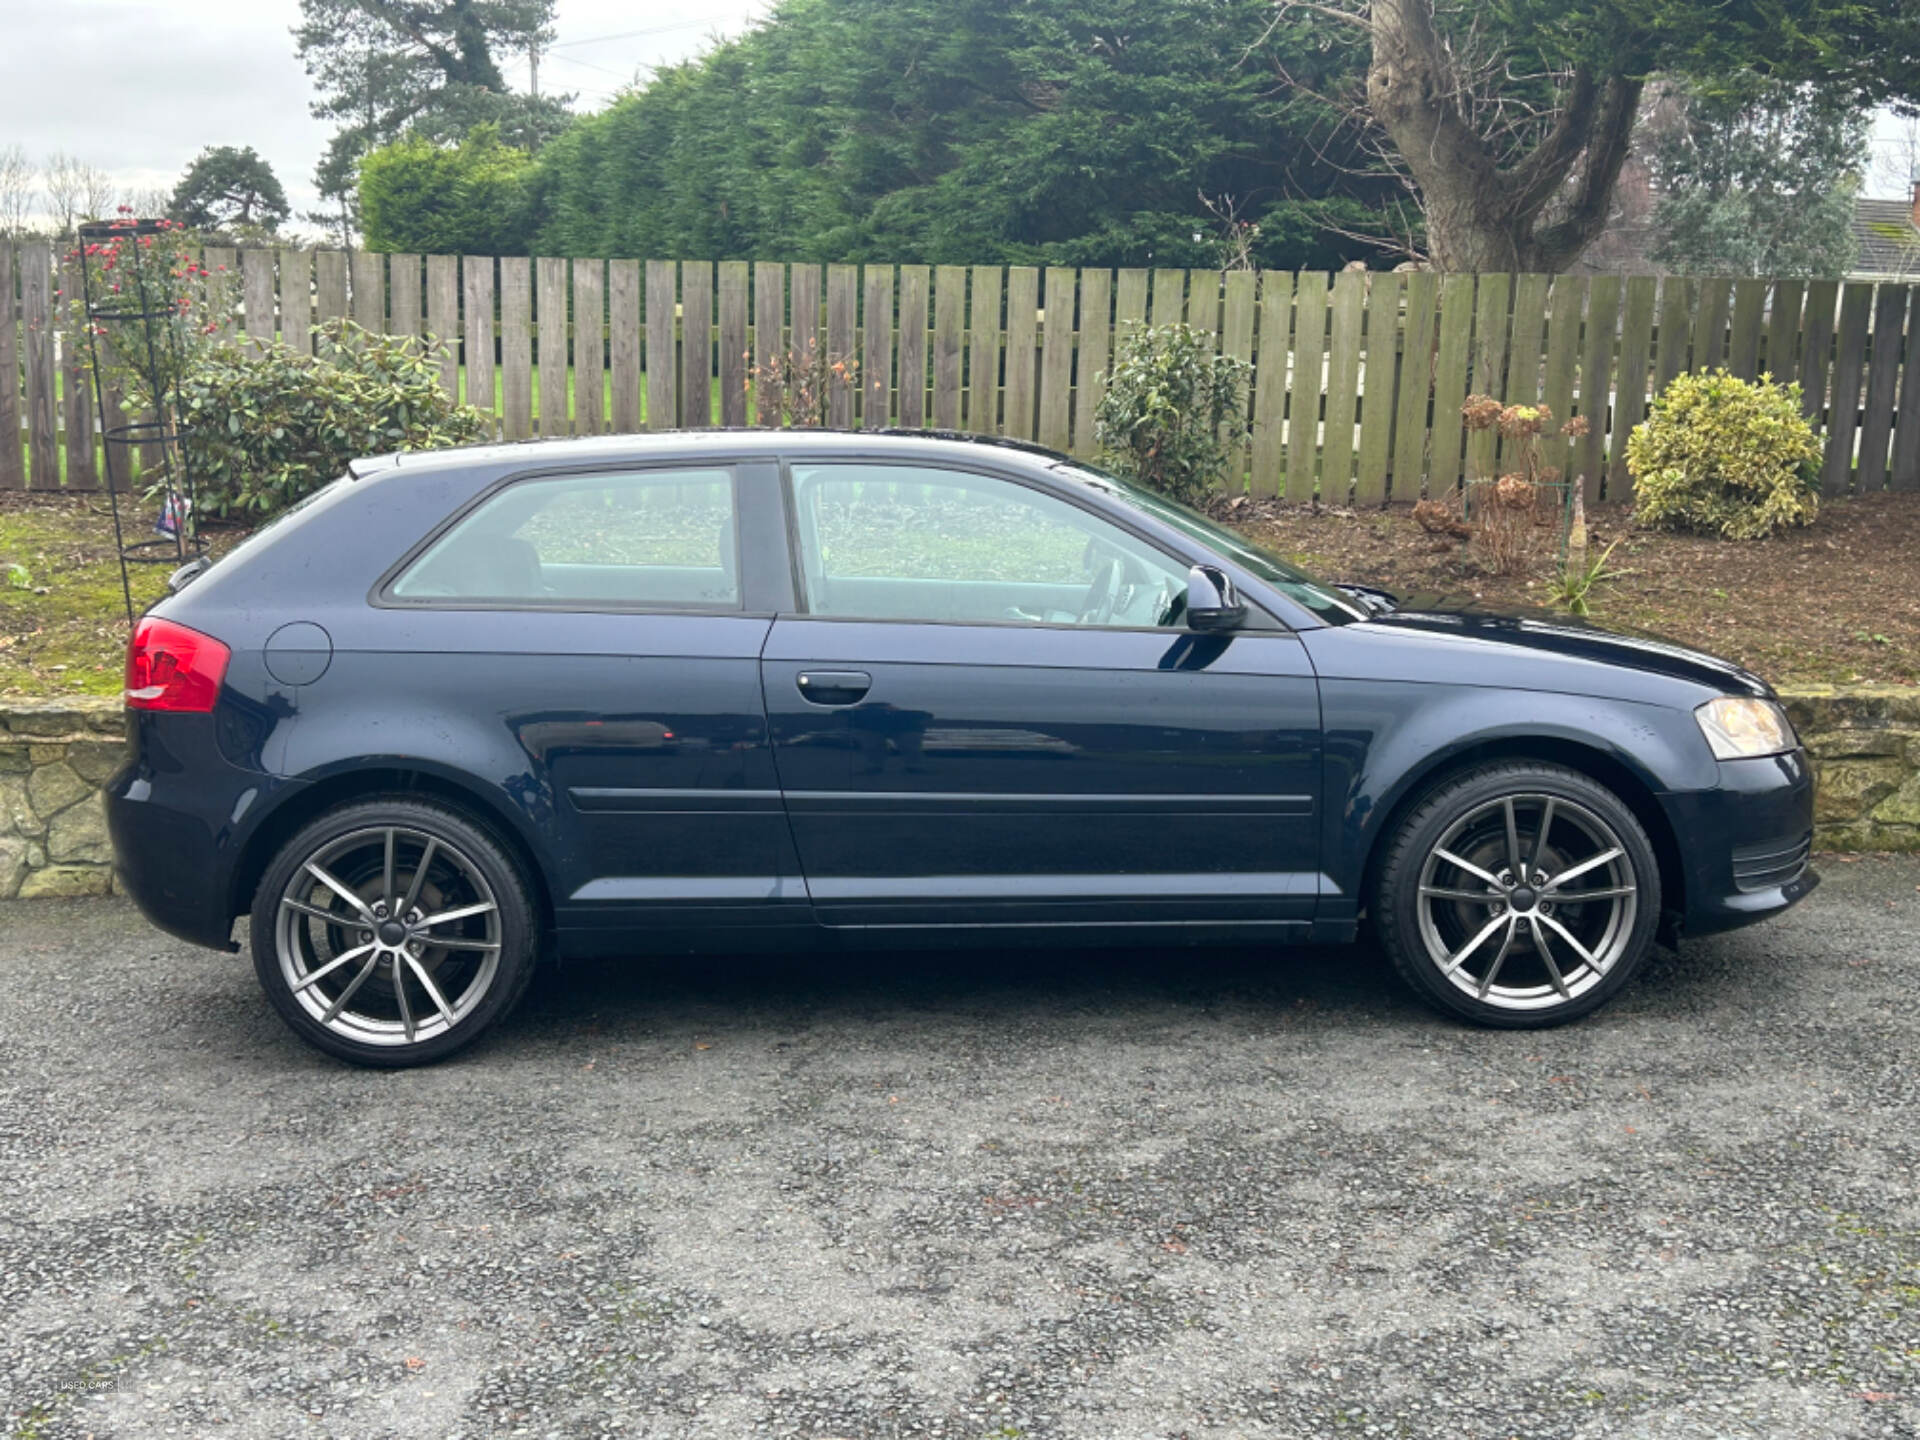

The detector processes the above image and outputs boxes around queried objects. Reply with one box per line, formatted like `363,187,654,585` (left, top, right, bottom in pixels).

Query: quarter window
790,463,1188,627
391,469,739,608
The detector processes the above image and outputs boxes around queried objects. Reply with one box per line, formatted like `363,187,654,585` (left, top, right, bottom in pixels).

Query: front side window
391,468,739,608
789,463,1190,628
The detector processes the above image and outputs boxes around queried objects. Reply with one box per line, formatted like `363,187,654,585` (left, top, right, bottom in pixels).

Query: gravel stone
2,858,1918,1438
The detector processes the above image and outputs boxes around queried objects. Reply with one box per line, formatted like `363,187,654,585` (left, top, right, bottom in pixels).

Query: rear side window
389,468,739,609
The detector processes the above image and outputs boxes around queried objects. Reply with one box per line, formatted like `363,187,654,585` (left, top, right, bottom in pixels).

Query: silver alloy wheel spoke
393,955,415,1042
1552,884,1635,902
421,900,496,928
305,862,375,920
1543,847,1623,892
1434,849,1504,889
1477,918,1520,999
282,896,353,926
1441,911,1512,979
399,837,438,916
290,941,376,994
1536,911,1603,971
1503,797,1523,875
1530,916,1573,998
382,828,396,909
1420,884,1502,904
322,954,380,1024
404,952,460,1026
1531,797,1556,874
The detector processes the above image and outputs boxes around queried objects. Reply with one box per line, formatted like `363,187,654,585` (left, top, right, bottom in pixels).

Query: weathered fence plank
1219,269,1257,486
388,253,421,341
349,250,383,332
610,259,642,433
1857,283,1908,492
1577,275,1622,504
1284,271,1329,504
1892,291,1920,492
0,246,22,489
462,256,495,427
1389,271,1437,499
1692,279,1730,373
1426,273,1475,496
717,259,747,429
59,252,96,489
1764,279,1803,384
279,247,312,353
1150,269,1184,328
1072,267,1112,457
314,250,348,331
1654,276,1693,395
499,258,532,441
897,264,930,432
1610,276,1658,498
1540,275,1584,488
753,261,784,427
932,265,965,430
425,254,459,400
1798,280,1839,424
1003,267,1039,441
1322,269,1367,502
242,248,275,354
1822,282,1874,494
1113,269,1149,338
1727,279,1766,379
536,257,569,436
1037,267,1074,452
575,258,607,435
22,241,56,488
1466,273,1512,482
681,260,713,429
645,260,676,430
861,264,893,429
966,266,1000,435
1354,272,1399,505
1250,271,1293,500
826,264,856,429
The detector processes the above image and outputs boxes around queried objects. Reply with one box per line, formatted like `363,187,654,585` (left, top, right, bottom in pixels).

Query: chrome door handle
795,670,872,706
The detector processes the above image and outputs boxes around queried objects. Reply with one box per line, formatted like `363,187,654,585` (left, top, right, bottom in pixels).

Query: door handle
795,670,872,706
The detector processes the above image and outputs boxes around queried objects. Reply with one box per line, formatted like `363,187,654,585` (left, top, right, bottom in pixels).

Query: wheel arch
1357,735,1685,924
228,763,558,940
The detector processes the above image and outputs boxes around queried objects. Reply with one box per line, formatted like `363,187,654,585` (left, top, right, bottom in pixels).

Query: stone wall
2,687,1917,900
2,698,126,899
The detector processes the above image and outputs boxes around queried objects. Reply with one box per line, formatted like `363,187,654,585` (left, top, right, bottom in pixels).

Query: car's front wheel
249,798,538,1066
1375,762,1661,1027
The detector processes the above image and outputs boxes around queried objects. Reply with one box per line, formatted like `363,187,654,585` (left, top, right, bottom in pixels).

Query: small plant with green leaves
1548,537,1624,617
1094,323,1250,505
1627,368,1821,539
178,319,491,518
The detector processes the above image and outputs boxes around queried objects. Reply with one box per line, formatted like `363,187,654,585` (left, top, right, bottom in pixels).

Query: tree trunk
1367,0,1642,272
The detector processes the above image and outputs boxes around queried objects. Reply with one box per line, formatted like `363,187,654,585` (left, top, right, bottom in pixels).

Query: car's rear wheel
1375,762,1661,1027
249,798,537,1067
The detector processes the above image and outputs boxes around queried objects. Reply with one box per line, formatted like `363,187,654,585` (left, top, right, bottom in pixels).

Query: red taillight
125,617,230,712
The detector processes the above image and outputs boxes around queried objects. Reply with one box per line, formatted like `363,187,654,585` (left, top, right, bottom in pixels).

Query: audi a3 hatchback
108,431,1817,1065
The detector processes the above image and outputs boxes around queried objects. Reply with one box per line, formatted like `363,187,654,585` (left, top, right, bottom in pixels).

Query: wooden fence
7,241,1920,501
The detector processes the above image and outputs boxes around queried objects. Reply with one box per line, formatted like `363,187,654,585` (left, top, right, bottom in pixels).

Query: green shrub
1626,369,1821,539
179,321,491,518
1093,324,1251,504
358,125,536,256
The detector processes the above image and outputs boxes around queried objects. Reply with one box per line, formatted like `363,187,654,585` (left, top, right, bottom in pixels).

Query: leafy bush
359,126,536,256
1093,324,1250,504
179,321,491,518
1627,369,1820,539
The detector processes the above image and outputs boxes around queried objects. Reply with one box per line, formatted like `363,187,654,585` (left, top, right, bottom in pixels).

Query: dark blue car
108,432,1817,1065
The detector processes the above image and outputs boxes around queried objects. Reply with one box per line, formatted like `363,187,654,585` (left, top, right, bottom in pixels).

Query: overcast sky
0,0,767,229
0,1,1912,231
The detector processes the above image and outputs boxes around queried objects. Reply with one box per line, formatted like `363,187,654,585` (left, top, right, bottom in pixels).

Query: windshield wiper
1336,582,1399,616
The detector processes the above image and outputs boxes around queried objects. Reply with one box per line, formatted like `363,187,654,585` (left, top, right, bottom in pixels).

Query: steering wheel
1078,554,1125,626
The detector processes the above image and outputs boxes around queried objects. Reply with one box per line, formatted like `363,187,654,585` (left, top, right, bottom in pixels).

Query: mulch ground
1223,491,1920,688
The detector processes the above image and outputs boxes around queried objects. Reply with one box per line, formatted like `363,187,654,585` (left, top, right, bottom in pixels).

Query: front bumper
1659,748,1819,940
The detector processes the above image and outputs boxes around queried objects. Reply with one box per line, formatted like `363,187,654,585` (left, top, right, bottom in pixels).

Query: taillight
125,617,230,712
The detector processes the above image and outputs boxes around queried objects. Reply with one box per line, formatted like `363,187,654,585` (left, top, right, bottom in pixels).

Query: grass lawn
4,488,1917,700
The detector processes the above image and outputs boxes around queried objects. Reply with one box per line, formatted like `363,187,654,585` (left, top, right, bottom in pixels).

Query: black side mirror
1185,564,1246,631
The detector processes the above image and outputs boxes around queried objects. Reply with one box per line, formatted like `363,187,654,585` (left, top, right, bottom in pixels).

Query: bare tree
0,145,36,236
1871,112,1920,198
42,151,117,236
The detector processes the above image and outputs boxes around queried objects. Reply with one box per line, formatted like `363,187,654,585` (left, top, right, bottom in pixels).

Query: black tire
1373,761,1661,1028
249,797,538,1067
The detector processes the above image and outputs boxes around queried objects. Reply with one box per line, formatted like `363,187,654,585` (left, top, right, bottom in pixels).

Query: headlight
1695,697,1794,760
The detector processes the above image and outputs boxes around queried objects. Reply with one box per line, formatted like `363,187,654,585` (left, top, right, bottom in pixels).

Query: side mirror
1185,564,1246,631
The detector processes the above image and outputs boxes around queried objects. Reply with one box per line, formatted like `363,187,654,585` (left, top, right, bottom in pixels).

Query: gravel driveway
4,858,1919,1440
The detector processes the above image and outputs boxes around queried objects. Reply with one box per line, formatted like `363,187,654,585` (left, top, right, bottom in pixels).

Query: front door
763,460,1323,933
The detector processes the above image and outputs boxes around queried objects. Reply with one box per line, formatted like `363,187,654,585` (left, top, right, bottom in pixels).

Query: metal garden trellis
74,217,207,629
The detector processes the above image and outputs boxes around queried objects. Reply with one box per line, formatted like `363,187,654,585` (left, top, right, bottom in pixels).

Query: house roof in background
1853,197,1920,278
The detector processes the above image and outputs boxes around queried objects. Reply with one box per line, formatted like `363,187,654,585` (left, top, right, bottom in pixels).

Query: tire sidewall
250,798,536,1067
1379,764,1662,1028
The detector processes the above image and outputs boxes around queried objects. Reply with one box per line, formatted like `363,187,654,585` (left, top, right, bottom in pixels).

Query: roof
1852,197,1920,279
357,428,1078,479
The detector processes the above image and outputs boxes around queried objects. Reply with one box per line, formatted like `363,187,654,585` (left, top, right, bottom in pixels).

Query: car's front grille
1731,832,1812,893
